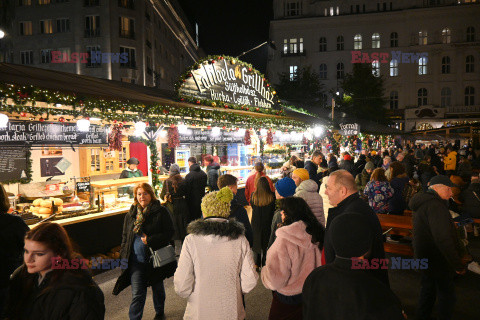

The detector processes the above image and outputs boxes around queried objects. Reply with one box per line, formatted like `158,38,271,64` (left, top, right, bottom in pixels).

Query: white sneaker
467,261,480,275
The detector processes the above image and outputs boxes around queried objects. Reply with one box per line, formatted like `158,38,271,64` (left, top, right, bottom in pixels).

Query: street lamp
236,40,277,59
0,29,5,39
331,91,340,121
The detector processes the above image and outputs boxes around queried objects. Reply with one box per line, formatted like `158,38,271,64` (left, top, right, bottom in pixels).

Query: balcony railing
281,51,306,57
84,29,100,37
447,105,480,113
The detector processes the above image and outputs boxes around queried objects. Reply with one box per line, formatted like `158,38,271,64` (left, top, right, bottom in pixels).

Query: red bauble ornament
224,105,228,109
219,56,224,60
39,117,45,122
170,124,175,128
182,79,186,83
59,117,65,122
145,121,149,127
85,117,90,120
262,78,265,81
211,60,216,64
156,169,161,174
207,126,211,130
222,126,226,130
188,73,193,77
163,109,169,114
20,112,27,117
248,68,252,72
256,108,259,111
180,98,184,101
196,100,201,104
246,107,249,111
113,120,117,124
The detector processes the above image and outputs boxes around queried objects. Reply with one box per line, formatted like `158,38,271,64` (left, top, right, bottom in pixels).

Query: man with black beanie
303,213,405,320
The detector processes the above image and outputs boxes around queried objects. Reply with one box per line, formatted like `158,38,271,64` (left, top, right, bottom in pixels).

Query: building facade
267,0,480,132
7,0,201,91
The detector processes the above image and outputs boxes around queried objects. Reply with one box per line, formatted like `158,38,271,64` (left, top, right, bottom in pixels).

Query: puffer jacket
295,180,325,227
262,221,322,296
444,151,457,171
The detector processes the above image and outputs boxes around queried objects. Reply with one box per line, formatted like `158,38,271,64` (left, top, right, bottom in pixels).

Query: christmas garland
3,148,33,184
0,84,307,130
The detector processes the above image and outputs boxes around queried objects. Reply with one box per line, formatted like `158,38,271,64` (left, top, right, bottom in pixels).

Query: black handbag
149,245,176,268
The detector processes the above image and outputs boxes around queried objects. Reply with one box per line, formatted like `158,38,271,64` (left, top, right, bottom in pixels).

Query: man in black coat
204,155,220,191
323,170,389,286
218,174,253,247
303,213,405,320
409,175,466,320
304,150,324,189
184,157,207,222
461,173,480,218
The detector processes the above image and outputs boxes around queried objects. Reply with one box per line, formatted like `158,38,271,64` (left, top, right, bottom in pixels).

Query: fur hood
187,217,245,240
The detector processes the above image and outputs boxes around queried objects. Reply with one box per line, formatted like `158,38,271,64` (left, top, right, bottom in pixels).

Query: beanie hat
331,213,373,258
169,164,180,176
275,177,297,198
371,151,377,156
292,168,309,182
365,162,375,170
343,154,352,161
201,187,234,218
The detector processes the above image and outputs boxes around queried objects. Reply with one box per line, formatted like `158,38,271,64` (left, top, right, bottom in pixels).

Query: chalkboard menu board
76,181,91,193
0,147,28,182
179,129,244,144
0,120,107,146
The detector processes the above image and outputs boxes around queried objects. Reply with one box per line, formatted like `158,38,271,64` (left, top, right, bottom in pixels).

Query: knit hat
330,213,373,258
292,168,309,182
365,162,375,170
371,151,377,156
201,187,234,218
275,177,297,198
169,164,180,176
127,157,140,165
344,154,352,161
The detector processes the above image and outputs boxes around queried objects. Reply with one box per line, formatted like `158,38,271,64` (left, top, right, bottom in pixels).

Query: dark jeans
416,273,455,320
129,261,166,320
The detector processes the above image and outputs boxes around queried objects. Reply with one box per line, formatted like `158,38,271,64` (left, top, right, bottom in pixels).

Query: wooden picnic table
377,213,414,256
377,213,413,230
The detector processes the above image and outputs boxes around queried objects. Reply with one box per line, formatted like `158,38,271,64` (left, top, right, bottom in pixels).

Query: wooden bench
403,210,413,216
383,242,414,256
474,218,480,224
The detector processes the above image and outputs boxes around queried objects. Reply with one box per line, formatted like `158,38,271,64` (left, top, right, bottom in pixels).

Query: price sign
76,181,91,193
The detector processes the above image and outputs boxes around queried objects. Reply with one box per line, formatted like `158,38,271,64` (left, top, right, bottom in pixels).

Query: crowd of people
1,143,479,320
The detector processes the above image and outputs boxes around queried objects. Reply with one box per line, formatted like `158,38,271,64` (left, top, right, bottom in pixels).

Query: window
466,55,475,73
289,38,298,53
466,26,475,42
85,16,100,37
390,59,398,76
289,65,298,81
20,51,33,64
336,36,344,51
441,87,451,107
283,39,288,54
418,88,428,106
319,64,327,79
40,49,52,63
285,1,302,16
86,45,101,68
120,47,136,68
319,37,327,52
56,19,70,33
119,17,135,39
38,0,50,4
465,86,475,106
390,32,398,47
118,0,134,9
19,0,32,5
40,20,53,34
418,57,428,75
320,93,328,107
441,56,451,74
372,33,380,48
19,21,33,35
442,28,451,44
390,91,399,109
336,62,344,79
372,60,380,77
354,34,362,49
419,30,428,45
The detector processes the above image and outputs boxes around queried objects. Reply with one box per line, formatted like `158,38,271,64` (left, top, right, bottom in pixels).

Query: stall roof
0,63,293,121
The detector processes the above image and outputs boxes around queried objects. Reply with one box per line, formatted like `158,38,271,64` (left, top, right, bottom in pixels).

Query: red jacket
245,172,274,205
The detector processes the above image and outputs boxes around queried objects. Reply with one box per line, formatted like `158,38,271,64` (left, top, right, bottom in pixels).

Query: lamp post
331,91,340,121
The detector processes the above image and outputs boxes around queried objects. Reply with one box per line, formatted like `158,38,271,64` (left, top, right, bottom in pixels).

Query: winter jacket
339,160,355,175
206,163,221,190
244,171,274,205
174,217,258,320
319,176,333,222
295,180,325,227
409,191,465,275
353,159,366,177
402,155,416,179
302,258,404,320
0,213,29,288
160,178,190,240
5,266,104,320
304,160,322,189
364,181,394,214
262,221,322,296
230,197,253,247
268,209,282,249
184,163,207,221
250,198,276,254
119,168,143,179
113,200,176,295
388,176,409,215
325,193,388,286
355,169,371,194
461,182,480,218
417,160,436,191
444,151,457,171
457,161,473,179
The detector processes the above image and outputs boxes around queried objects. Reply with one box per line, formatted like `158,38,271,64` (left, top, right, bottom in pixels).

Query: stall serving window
79,140,130,176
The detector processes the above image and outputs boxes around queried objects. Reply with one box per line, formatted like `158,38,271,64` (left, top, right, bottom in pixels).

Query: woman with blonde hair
4,222,104,320
114,182,176,320
251,176,276,267
245,162,274,205
364,168,394,214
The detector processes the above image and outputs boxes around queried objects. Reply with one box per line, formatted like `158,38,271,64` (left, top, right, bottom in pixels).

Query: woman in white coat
174,187,258,320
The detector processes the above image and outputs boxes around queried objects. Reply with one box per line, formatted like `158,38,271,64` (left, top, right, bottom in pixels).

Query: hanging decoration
108,124,123,151
168,126,180,149
244,129,251,145
266,130,273,145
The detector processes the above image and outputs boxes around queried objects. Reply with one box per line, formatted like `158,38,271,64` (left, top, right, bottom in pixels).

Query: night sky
178,0,273,73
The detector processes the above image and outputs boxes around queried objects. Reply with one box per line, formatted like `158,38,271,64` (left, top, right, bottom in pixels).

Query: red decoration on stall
39,117,45,122
168,126,180,149
59,117,65,123
244,129,251,145
108,124,123,151
20,112,27,117
266,130,273,145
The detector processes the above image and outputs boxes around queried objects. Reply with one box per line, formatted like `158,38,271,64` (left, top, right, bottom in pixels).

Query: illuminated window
372,60,380,77
40,20,53,34
289,65,298,81
442,28,451,44
372,33,380,48
354,34,362,49
19,21,33,36
285,1,302,16
390,59,398,77
418,57,428,75
419,30,428,45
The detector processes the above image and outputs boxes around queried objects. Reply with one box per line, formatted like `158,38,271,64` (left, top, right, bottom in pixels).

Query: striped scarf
133,204,149,234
